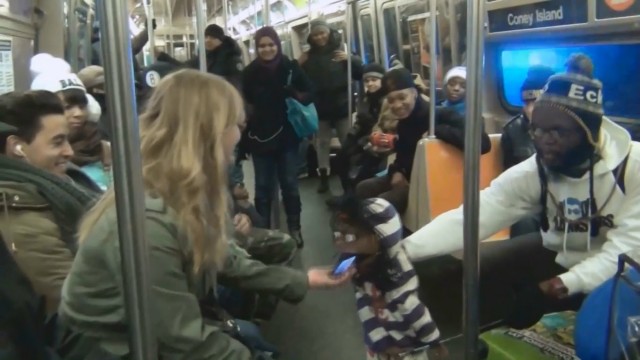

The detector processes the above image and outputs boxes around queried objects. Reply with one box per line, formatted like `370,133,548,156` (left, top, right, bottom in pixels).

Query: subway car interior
1,0,640,359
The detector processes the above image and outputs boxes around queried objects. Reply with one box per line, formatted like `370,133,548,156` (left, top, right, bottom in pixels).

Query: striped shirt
354,198,441,354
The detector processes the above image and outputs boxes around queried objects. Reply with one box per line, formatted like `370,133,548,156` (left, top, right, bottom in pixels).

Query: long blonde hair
78,69,244,272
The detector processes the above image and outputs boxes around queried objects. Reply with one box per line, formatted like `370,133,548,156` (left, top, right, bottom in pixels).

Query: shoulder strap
613,153,629,194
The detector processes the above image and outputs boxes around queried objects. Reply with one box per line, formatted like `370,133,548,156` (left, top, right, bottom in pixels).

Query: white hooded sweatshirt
403,118,640,295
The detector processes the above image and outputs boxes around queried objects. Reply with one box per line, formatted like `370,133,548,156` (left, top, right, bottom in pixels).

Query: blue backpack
575,253,640,360
285,70,318,139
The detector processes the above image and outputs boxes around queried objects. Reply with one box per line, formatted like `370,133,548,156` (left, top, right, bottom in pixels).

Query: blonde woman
58,70,353,359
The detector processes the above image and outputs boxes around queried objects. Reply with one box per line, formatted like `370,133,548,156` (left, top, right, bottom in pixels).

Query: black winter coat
157,36,244,90
300,29,363,121
501,113,536,170
241,57,314,155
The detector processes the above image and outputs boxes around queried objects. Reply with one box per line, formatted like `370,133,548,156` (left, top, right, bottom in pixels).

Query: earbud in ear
15,144,25,157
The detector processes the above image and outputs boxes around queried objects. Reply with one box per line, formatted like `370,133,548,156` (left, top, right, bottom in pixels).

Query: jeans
316,117,350,170
298,138,309,175
253,148,302,230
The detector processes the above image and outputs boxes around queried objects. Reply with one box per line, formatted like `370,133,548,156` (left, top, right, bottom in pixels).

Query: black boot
317,168,329,193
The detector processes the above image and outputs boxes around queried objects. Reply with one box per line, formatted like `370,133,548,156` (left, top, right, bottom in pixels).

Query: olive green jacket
0,181,75,316
59,195,308,359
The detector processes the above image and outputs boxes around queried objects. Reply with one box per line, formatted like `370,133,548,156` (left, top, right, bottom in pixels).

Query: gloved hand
152,18,157,30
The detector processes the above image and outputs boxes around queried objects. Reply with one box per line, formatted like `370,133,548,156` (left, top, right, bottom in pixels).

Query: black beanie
363,63,385,80
521,65,555,102
382,68,415,95
536,54,604,146
205,24,225,40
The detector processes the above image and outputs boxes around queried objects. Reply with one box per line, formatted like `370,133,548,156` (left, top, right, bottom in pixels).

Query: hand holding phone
307,265,355,289
332,255,356,276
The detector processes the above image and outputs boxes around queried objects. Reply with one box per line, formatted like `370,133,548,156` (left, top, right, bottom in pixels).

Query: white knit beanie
30,53,85,93
444,66,466,84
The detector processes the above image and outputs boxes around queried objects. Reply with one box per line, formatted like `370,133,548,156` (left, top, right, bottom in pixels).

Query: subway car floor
240,161,469,359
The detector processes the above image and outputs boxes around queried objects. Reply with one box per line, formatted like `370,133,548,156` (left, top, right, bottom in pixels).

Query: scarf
0,156,98,253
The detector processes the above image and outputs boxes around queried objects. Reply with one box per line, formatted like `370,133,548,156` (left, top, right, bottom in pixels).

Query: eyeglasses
529,126,575,141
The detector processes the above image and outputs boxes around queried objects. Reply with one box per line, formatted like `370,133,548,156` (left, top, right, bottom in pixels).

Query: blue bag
575,253,640,360
285,70,318,139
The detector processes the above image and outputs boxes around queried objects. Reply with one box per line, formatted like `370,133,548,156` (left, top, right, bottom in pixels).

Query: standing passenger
299,19,363,194
242,27,313,248
59,70,352,359
156,24,244,90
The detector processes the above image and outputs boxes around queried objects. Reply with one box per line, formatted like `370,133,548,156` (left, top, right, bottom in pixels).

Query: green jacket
59,195,309,359
0,181,75,316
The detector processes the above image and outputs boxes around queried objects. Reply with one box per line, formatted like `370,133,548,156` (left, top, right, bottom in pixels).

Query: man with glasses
501,65,555,237
402,54,640,326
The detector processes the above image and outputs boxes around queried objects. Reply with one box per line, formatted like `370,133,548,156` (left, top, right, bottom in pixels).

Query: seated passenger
356,68,490,214
31,65,112,191
403,54,639,318
440,66,466,116
330,63,386,204
502,65,555,237
0,91,99,317
332,196,447,359
59,69,353,359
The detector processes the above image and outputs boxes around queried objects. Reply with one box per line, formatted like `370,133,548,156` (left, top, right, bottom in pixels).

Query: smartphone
332,255,356,276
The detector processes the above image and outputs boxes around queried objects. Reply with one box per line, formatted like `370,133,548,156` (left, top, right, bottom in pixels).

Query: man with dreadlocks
0,91,100,318
402,54,640,317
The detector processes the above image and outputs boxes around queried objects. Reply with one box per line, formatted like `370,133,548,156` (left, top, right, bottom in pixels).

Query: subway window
500,43,640,121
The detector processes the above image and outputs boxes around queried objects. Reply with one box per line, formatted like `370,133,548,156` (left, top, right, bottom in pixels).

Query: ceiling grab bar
462,0,485,358
95,0,157,358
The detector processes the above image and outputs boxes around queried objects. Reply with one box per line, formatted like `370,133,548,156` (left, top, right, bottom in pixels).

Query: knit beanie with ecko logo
536,54,604,146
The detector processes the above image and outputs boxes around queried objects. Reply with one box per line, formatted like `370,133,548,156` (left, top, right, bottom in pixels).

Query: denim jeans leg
252,154,277,228
276,148,302,230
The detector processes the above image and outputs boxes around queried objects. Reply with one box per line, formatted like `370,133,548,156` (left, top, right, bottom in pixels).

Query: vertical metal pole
223,0,229,31
69,0,79,71
346,0,354,121
263,0,270,26
194,0,207,72
96,1,156,359
448,0,459,66
428,0,437,137
462,0,484,358
145,0,156,66
165,0,174,56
